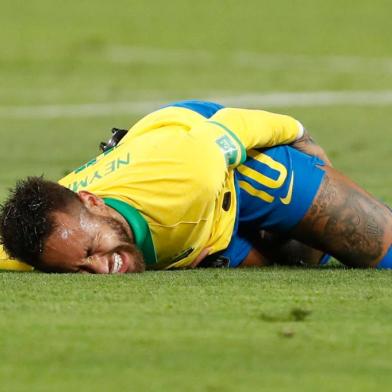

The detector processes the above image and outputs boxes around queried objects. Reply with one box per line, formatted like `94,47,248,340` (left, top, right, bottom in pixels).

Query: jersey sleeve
200,108,304,168
0,245,33,271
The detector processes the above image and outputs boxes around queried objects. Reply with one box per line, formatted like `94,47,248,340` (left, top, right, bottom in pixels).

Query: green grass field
1,1,392,390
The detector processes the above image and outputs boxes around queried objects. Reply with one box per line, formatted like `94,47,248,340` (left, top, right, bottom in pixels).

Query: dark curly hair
0,176,80,267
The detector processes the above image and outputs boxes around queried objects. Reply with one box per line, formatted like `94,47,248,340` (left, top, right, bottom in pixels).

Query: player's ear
77,191,105,213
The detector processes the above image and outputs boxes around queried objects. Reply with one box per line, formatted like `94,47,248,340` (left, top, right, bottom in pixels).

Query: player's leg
290,165,392,268
241,230,326,267
229,145,391,269
214,227,328,268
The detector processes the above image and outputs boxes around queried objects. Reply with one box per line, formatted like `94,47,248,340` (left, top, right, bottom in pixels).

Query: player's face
40,194,145,274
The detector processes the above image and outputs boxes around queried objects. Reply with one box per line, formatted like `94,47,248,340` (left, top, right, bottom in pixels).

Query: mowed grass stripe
3,90,392,119
107,45,392,74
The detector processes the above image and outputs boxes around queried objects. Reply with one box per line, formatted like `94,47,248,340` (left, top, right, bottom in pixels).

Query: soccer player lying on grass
0,100,391,273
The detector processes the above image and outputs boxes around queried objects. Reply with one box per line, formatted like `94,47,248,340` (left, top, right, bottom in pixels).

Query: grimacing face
40,191,145,274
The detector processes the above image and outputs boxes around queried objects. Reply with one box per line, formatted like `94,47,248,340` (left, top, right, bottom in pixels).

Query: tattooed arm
292,129,333,166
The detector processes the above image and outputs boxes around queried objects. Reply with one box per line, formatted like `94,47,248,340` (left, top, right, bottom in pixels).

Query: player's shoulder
125,106,206,140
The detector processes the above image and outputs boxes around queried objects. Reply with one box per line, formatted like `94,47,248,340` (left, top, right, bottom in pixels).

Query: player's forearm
210,108,304,150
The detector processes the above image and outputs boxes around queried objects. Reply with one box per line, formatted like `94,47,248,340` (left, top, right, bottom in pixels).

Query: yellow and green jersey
0,103,303,271
0,247,33,271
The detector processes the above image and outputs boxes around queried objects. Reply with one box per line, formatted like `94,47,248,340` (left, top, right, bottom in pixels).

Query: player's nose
82,255,110,274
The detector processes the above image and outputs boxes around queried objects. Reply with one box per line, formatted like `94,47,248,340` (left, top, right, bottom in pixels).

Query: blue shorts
222,147,326,267
164,99,224,119
165,100,327,268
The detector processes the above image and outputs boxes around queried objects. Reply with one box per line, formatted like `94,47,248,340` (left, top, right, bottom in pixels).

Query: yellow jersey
1,106,303,270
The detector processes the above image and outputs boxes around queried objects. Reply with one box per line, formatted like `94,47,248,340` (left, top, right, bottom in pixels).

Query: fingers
190,248,212,268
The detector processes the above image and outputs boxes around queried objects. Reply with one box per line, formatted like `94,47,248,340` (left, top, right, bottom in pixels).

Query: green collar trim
103,198,157,265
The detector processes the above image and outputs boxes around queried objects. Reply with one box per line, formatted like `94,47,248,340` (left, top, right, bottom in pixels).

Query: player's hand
190,248,211,268
292,130,333,166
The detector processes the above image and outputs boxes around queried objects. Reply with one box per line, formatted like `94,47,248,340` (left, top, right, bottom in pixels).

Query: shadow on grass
259,307,312,323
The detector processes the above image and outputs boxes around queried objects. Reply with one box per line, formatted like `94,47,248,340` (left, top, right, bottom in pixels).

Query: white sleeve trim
295,121,305,140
